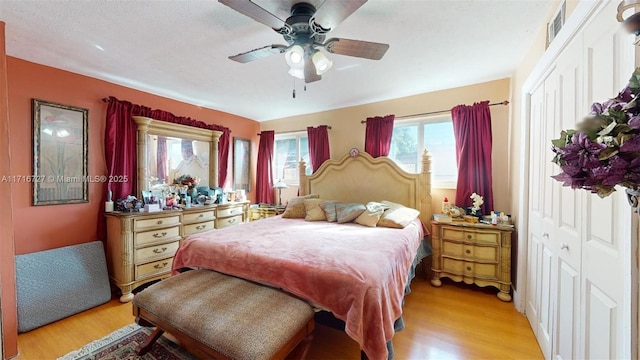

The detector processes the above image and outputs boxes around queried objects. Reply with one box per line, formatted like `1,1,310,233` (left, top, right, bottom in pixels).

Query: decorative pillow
354,201,389,227
304,199,330,221
281,194,320,218
319,201,339,222
377,200,420,228
336,203,366,224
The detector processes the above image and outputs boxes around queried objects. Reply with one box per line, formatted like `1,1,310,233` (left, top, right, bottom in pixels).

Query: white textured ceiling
1,0,555,122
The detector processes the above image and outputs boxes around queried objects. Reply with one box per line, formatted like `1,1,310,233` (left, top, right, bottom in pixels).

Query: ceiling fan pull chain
304,84,307,92
292,79,296,99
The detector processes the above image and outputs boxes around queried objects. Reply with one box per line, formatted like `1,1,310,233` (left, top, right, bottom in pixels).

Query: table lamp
273,179,289,206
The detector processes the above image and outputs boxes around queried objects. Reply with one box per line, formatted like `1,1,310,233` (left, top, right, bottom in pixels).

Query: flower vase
626,188,640,213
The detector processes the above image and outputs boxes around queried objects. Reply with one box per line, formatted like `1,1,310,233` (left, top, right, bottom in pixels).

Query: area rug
57,323,197,360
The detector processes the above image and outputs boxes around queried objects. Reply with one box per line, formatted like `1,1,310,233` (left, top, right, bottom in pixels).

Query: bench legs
136,327,165,356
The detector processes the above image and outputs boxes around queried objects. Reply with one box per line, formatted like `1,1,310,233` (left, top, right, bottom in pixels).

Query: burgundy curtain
218,128,231,188
105,97,138,200
256,131,275,204
364,114,395,157
157,136,168,183
451,101,494,214
307,125,330,172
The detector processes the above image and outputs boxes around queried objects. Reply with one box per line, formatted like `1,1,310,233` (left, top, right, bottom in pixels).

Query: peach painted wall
1,21,18,360
261,79,511,213
6,57,260,255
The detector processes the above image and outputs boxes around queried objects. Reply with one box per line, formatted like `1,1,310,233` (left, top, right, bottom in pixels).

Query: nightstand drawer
217,206,244,218
135,257,173,280
442,258,498,279
134,215,180,231
442,241,499,262
442,227,500,245
216,214,242,228
135,241,179,263
135,226,180,247
183,220,215,235
183,210,215,223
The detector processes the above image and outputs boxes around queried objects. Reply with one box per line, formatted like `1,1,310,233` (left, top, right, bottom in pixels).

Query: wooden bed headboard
299,150,432,225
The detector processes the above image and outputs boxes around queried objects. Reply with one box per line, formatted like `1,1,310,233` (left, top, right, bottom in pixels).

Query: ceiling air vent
548,1,566,46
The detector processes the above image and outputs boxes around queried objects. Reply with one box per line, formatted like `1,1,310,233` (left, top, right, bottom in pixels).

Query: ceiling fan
219,0,390,83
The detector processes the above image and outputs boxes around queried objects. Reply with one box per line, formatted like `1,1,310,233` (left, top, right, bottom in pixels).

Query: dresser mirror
147,135,210,190
132,116,222,198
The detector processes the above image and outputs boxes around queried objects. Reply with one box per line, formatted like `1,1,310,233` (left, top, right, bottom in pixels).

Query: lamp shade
311,50,333,75
285,45,305,69
273,179,289,189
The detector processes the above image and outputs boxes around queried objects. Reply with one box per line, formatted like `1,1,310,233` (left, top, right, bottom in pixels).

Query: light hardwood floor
16,273,542,360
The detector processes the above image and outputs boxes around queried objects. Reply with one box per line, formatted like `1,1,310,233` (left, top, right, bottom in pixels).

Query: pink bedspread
172,216,424,360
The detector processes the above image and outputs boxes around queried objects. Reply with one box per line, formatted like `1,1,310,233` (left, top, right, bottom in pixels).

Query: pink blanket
172,216,424,360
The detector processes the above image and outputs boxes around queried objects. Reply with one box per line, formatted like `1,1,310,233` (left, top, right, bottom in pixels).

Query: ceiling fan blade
229,44,287,63
218,0,285,29
304,57,321,83
324,38,389,60
312,0,367,30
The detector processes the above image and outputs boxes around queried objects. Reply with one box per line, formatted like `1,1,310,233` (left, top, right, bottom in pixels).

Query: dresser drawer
134,215,180,231
216,214,243,228
183,220,215,235
217,206,244,218
135,257,173,280
183,210,215,224
135,225,180,247
134,241,179,263
442,227,500,245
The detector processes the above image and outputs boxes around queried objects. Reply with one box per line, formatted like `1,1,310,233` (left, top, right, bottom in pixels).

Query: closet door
581,5,635,358
526,75,555,360
551,38,583,360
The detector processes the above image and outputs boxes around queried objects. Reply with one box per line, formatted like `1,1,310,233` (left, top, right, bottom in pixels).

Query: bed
172,150,432,360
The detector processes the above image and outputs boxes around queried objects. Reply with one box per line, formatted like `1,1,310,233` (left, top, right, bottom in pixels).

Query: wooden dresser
430,220,514,302
106,202,250,302
214,201,249,229
105,211,182,302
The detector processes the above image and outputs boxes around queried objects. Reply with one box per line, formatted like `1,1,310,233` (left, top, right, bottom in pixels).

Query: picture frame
233,137,251,193
32,99,89,205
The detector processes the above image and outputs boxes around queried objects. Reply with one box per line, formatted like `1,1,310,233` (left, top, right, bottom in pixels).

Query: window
273,132,311,185
388,116,457,188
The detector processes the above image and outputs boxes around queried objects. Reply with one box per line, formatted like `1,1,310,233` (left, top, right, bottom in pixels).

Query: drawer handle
466,266,472,271
157,220,163,225
560,242,569,250
543,232,549,238
465,249,471,254
466,235,472,239
196,225,206,230
153,262,168,269
198,214,204,218
153,247,167,254
229,218,236,224
152,232,167,238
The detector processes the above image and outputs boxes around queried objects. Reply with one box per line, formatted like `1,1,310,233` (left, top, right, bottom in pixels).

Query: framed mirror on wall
32,99,89,205
233,137,251,192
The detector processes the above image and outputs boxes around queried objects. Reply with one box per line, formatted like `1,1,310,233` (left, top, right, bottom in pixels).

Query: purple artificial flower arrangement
551,68,640,198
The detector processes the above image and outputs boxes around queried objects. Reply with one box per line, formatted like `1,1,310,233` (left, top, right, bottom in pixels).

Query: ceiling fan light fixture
288,67,305,80
311,50,333,75
285,45,305,68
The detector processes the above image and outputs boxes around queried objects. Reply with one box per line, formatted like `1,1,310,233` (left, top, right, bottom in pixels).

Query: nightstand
430,220,514,301
249,205,284,221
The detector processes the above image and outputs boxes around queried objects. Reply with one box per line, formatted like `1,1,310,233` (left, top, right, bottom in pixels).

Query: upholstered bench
132,269,315,360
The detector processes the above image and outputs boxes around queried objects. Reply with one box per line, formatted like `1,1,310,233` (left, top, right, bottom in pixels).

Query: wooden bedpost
299,159,308,196
421,149,433,225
